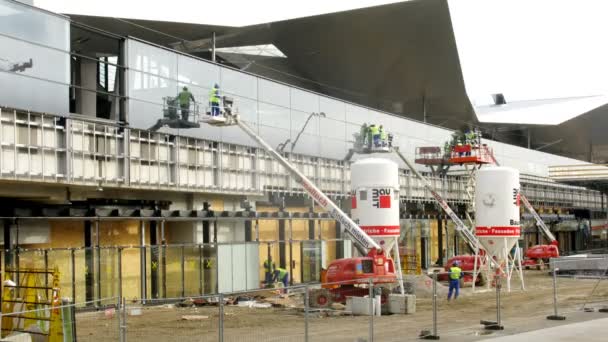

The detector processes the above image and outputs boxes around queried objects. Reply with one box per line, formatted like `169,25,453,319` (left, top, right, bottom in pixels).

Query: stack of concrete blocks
344,294,416,315
345,296,382,316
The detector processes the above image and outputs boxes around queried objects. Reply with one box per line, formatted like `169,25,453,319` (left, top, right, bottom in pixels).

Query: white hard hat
4,279,16,287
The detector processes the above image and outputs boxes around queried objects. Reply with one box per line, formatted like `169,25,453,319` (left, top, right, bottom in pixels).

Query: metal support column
95,220,101,306
211,32,217,62
140,220,147,303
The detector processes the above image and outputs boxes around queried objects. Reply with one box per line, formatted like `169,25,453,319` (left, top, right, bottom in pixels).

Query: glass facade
125,38,584,176
0,0,69,114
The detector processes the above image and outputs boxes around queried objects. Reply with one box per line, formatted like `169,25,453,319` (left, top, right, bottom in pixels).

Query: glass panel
319,96,346,121
345,103,370,124
201,244,217,294
183,246,202,296
319,137,346,160
258,102,290,130
291,133,320,156
164,245,183,298
0,0,69,49
42,250,72,301
290,109,319,136
319,117,345,140
177,53,220,94
258,78,290,108
120,247,142,299
220,67,257,100
301,240,321,283
0,35,69,115
290,87,319,113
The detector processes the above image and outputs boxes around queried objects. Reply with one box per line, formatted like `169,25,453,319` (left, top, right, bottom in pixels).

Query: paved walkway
484,317,608,341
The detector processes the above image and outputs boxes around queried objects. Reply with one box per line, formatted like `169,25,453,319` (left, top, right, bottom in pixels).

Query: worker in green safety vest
379,125,387,147
209,83,221,116
359,123,368,148
177,86,195,121
369,124,380,147
444,141,451,157
273,267,290,288
263,259,275,286
447,260,463,301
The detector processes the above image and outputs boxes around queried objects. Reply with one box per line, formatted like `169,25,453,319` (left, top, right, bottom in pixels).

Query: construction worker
177,86,195,121
273,267,290,288
444,141,451,157
367,124,374,149
263,258,275,286
359,123,368,148
457,140,464,157
379,125,387,147
369,124,380,148
447,260,463,301
209,83,221,116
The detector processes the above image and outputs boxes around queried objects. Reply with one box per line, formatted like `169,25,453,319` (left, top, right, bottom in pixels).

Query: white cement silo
475,166,524,291
350,158,400,252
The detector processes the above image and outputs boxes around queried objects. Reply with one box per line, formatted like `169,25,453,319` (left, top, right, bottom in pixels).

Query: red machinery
313,251,396,307
201,107,398,309
522,242,559,269
439,255,487,285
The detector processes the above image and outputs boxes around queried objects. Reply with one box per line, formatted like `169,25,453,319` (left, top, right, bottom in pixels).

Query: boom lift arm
229,115,383,256
519,192,557,244
394,147,480,252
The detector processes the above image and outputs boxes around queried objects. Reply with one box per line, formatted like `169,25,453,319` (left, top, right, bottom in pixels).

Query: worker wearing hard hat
177,86,195,121
359,123,368,148
273,267,290,288
444,141,451,158
379,125,387,147
209,83,221,116
369,124,380,148
447,260,463,301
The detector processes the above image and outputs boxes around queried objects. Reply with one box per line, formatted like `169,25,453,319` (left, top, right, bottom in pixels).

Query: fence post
219,292,224,342
120,297,127,342
368,278,374,342
547,267,566,320
71,248,76,303
304,284,309,342
118,248,123,305
421,271,440,340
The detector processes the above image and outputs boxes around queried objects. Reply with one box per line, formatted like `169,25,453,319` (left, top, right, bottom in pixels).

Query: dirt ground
75,270,608,341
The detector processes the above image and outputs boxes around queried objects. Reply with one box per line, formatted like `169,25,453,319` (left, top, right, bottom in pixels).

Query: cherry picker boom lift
200,98,400,308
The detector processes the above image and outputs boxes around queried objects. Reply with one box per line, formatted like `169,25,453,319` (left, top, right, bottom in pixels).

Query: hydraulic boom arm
394,147,479,252
233,117,382,254
520,193,557,243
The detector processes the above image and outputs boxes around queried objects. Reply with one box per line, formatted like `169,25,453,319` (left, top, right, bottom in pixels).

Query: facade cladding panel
123,38,586,176
0,0,69,114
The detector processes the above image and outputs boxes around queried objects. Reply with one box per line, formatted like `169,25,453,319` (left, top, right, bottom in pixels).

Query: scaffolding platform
200,115,234,126
414,146,448,165
448,144,495,165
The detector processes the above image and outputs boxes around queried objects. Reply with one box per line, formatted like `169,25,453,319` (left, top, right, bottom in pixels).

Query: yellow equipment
1,267,68,341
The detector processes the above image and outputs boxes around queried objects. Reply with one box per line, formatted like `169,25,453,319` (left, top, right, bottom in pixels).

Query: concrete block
345,296,381,316
388,294,416,314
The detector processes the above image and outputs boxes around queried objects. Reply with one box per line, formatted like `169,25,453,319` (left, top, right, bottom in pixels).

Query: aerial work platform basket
414,146,447,165
449,144,495,165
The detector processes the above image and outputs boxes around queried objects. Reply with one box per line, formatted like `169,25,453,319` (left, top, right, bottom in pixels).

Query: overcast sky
34,0,404,26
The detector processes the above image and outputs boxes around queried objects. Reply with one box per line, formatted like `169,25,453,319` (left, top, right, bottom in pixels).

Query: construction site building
0,0,606,305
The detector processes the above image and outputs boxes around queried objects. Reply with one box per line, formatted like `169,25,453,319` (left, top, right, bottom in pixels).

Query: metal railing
0,106,604,208
4,264,606,342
